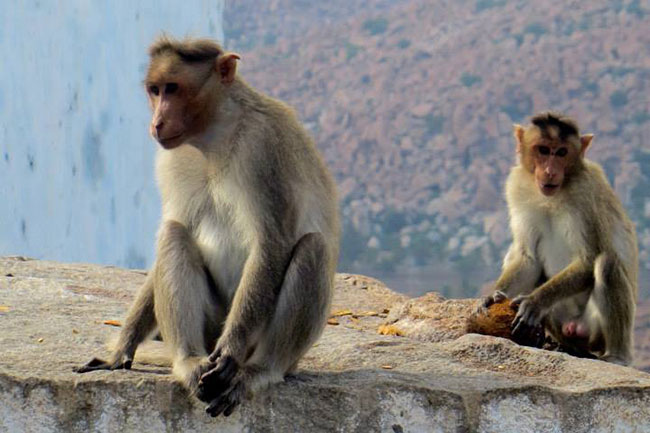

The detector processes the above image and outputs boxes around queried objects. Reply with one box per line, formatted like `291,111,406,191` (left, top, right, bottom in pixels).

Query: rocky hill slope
224,0,650,298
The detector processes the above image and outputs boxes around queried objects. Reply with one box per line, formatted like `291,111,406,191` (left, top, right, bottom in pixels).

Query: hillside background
223,0,650,299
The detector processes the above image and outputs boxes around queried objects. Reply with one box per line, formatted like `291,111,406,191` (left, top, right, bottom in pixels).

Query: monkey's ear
217,52,241,84
579,134,594,157
513,124,525,154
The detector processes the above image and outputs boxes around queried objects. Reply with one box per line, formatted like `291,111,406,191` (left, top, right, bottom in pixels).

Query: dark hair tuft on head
531,111,579,140
149,35,224,63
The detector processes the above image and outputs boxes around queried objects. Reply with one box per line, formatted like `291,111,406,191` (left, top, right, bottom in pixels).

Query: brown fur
482,112,638,365
76,36,340,417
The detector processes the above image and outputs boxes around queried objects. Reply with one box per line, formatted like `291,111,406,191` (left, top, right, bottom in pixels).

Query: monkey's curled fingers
197,355,238,403
73,356,132,373
511,295,545,348
205,379,245,417
477,290,508,313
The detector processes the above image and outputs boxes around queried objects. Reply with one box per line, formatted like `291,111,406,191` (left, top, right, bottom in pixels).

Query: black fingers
480,295,494,310
511,300,545,348
223,401,239,417
511,309,531,337
197,355,238,403
73,357,112,373
208,348,222,363
73,356,132,373
493,290,507,303
205,382,242,417
512,321,545,348
206,394,240,417
510,293,530,307
481,290,508,311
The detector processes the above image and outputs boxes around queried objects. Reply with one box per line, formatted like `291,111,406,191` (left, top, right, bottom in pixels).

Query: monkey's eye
165,83,179,94
149,85,160,96
555,148,568,157
537,146,551,156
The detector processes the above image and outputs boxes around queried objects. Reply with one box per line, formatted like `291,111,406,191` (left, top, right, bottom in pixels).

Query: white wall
0,1,224,268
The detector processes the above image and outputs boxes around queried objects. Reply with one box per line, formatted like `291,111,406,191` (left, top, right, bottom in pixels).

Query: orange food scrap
381,365,394,370
377,324,404,336
327,318,339,326
0,305,10,313
103,320,122,327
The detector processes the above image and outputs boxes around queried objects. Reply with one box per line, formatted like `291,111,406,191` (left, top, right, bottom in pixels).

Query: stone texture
1,256,650,432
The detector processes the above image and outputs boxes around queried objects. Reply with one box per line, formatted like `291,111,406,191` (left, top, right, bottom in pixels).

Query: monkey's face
531,141,575,196
146,81,188,149
145,56,218,150
516,122,586,198
145,50,241,150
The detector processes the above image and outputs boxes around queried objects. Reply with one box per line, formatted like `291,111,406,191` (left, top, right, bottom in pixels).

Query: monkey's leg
544,292,593,357
589,254,635,366
154,220,224,392
201,232,330,417
74,274,157,372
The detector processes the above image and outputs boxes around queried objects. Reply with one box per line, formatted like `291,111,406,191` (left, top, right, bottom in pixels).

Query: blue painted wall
0,1,224,268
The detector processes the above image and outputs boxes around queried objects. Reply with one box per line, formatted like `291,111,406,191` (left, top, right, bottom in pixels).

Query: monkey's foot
73,357,132,373
196,355,238,403
600,354,631,366
205,379,246,417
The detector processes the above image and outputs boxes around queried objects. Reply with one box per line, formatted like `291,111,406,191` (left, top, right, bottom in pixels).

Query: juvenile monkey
482,111,638,365
76,36,340,417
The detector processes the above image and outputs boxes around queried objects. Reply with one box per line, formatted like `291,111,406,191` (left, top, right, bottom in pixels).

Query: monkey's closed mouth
543,184,559,189
158,134,184,147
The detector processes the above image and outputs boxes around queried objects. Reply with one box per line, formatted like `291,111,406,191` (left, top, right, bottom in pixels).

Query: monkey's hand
511,295,545,348
73,354,132,373
477,290,508,313
196,349,239,404
204,372,247,418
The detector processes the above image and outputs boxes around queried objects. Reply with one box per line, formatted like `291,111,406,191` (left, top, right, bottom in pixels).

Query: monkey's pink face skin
147,82,187,149
532,142,575,196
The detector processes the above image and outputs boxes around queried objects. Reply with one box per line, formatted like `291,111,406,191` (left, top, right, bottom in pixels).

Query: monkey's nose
155,121,165,133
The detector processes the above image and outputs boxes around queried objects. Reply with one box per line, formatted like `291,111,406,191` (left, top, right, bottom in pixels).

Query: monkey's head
514,111,593,197
144,36,241,149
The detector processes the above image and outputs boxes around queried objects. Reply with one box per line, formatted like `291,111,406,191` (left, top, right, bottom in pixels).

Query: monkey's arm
494,254,543,296
512,259,593,336
198,239,292,394
214,241,291,361
529,259,594,309
481,245,542,310
75,273,157,372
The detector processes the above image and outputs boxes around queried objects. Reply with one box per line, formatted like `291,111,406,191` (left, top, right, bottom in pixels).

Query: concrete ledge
1,257,650,432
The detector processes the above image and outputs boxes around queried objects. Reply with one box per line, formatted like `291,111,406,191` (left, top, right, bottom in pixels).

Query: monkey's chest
536,214,581,277
193,202,251,299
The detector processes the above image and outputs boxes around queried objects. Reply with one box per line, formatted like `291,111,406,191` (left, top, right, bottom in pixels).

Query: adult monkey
482,111,638,366
76,36,340,417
